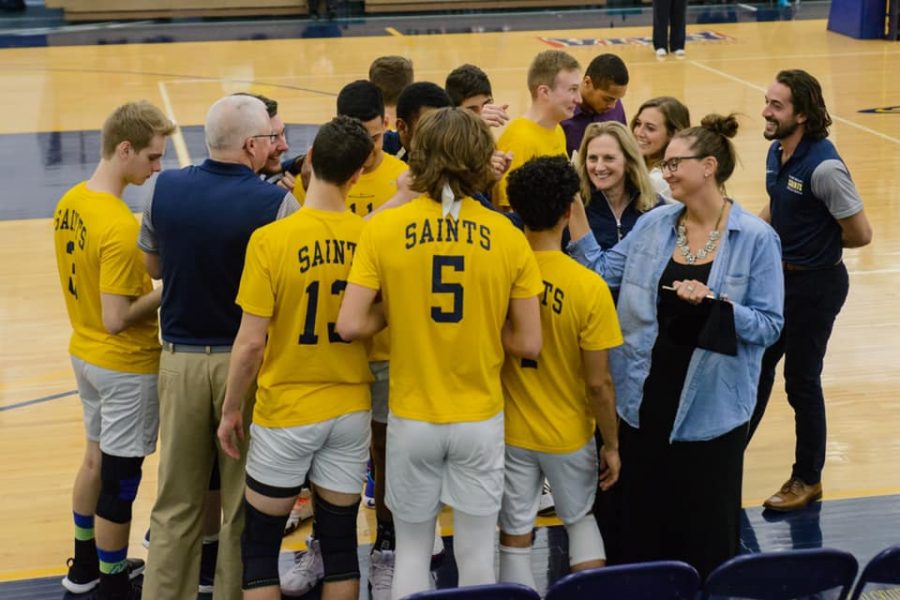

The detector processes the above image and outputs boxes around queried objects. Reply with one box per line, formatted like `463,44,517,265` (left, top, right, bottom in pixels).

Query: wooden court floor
0,17,899,582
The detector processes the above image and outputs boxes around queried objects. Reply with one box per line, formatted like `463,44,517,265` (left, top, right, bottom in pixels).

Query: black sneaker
95,574,142,600
62,558,146,594
62,557,100,594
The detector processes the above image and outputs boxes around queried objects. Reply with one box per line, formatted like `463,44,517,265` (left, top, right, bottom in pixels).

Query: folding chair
703,548,858,600
849,545,900,600
403,582,540,600
544,561,701,600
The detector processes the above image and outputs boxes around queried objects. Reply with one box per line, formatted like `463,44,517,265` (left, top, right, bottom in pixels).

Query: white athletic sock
391,516,436,600
499,544,536,589
566,514,606,567
453,510,498,586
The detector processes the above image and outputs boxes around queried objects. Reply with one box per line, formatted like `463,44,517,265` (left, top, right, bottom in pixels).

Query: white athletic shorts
71,356,159,457
245,410,370,494
499,438,599,535
369,361,389,425
385,412,504,522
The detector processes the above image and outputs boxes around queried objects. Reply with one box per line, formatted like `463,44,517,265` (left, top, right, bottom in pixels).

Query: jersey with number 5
237,207,373,428
348,196,543,424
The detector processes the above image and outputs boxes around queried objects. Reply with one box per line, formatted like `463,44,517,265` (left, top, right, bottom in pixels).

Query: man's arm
100,288,162,335
502,296,542,360
582,348,620,490
143,252,161,279
335,283,386,341
839,210,873,248
217,312,269,460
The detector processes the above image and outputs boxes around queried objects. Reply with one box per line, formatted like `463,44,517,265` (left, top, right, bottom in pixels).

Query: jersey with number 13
348,196,543,424
237,207,372,429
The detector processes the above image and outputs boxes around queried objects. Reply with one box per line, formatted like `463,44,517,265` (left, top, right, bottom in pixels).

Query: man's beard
763,118,800,141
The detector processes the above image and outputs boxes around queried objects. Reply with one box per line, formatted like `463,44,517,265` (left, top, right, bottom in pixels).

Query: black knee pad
96,453,143,524
315,495,361,582
241,500,289,590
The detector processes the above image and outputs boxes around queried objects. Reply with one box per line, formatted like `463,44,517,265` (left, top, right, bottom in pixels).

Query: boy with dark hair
445,64,510,128
382,81,452,160
217,116,375,600
500,156,622,587
561,53,630,156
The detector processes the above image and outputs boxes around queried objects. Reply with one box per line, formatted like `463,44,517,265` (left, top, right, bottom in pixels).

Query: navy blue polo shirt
139,159,298,345
585,188,665,250
766,136,863,268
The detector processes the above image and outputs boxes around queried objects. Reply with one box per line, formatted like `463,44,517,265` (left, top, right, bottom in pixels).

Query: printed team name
404,218,491,250
541,280,565,315
298,238,357,273
54,207,88,250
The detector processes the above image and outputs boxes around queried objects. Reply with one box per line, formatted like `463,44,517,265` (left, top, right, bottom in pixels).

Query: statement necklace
676,200,727,265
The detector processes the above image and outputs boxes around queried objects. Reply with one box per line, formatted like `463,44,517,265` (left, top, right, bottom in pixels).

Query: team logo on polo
787,175,803,195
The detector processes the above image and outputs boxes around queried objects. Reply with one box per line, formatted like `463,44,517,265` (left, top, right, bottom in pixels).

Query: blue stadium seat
849,545,900,600
703,548,858,600
402,582,540,600
544,561,701,600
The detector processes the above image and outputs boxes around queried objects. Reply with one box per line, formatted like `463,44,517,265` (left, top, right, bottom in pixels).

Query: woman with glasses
573,121,664,252
629,96,691,202
567,113,784,578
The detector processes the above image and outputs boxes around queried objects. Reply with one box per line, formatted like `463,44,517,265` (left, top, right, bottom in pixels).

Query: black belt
162,341,232,354
782,260,843,272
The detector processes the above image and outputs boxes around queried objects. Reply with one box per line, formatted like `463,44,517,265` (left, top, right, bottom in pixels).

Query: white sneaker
655,48,667,58
368,549,395,600
674,49,686,58
538,481,556,516
281,537,324,597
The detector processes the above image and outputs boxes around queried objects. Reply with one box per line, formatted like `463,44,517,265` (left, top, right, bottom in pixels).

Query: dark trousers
618,421,746,580
652,0,688,51
749,263,849,484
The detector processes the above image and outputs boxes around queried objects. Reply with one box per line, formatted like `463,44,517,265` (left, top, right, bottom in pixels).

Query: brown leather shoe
763,477,823,512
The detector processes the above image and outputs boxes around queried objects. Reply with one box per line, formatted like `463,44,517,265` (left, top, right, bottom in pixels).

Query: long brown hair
629,96,691,168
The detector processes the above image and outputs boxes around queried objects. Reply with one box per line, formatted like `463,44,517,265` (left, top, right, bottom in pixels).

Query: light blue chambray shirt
568,201,784,442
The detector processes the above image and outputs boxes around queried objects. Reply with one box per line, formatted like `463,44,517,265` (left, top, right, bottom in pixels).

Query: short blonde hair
527,50,580,98
408,107,495,203
101,100,174,159
575,121,657,213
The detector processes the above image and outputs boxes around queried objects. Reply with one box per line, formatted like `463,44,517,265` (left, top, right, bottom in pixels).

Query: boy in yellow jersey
216,116,375,600
499,156,623,588
53,101,174,600
493,50,582,210
337,108,544,598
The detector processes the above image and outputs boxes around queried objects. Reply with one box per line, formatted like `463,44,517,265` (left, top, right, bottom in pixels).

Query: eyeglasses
250,133,278,143
659,155,706,173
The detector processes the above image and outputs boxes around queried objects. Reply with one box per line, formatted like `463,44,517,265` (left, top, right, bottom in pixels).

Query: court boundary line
687,60,900,146
0,389,76,412
157,81,192,168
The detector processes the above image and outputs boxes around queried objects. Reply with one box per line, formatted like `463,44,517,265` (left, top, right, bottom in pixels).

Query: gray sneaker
281,537,324,597
368,549,394,600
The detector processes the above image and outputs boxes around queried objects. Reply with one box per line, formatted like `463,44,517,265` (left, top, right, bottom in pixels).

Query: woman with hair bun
566,113,785,577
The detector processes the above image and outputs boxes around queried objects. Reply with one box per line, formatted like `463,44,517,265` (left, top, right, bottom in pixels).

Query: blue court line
0,390,77,412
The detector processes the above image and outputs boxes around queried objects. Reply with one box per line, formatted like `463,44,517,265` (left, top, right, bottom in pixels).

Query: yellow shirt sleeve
347,220,382,291
580,275,623,351
98,219,148,297
236,229,275,318
511,235,543,299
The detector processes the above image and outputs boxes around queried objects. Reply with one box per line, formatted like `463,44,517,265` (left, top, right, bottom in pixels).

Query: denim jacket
568,201,784,441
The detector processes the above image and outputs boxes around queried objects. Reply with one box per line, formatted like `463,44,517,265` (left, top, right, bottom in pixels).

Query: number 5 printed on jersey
431,255,464,323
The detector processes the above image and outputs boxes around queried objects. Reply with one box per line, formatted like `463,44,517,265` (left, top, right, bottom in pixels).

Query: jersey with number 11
237,207,372,429
348,196,543,424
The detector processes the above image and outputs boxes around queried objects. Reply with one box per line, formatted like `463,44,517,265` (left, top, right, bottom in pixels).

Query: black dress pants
652,0,688,51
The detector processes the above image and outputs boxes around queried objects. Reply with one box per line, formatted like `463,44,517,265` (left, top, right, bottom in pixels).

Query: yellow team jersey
348,196,543,424
493,117,567,209
291,176,307,205
502,251,623,453
237,207,373,428
346,152,408,362
53,182,161,374
347,153,408,216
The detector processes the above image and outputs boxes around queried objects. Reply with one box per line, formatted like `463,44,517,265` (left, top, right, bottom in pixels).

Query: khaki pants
143,349,254,600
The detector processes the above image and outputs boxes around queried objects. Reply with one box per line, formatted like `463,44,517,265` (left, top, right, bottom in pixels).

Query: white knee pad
499,545,536,589
391,517,435,600
453,511,498,586
566,514,606,566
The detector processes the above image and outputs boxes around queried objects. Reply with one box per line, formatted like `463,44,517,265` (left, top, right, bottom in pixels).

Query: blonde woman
573,121,663,250
630,96,691,201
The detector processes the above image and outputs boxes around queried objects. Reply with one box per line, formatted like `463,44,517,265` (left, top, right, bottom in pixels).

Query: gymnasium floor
0,3,898,598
